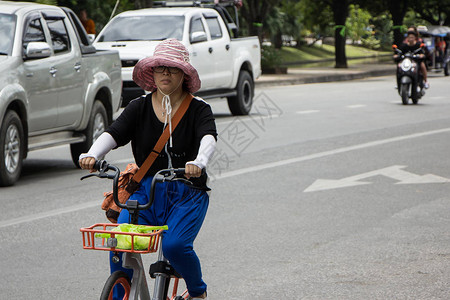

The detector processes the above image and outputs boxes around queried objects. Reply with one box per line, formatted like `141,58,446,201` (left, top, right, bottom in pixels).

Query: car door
187,15,216,91
203,13,233,88
21,12,58,132
42,9,84,128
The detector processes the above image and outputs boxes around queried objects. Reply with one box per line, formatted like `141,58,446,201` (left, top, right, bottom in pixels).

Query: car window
0,13,16,55
190,17,205,35
97,16,184,42
205,17,222,40
22,16,46,54
45,18,70,54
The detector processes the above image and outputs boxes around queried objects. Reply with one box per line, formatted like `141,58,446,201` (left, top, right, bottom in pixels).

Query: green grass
280,44,391,64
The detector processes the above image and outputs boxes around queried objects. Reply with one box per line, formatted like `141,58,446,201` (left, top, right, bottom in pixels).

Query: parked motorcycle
393,45,426,105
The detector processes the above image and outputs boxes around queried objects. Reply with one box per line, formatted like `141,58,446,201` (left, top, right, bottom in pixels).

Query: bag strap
130,93,193,185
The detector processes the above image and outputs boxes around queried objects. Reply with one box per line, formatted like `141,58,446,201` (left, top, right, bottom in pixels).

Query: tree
387,0,409,46
412,0,450,26
298,0,349,68
346,4,372,44
240,0,283,44
278,0,305,48
265,6,285,49
298,0,333,45
331,0,350,68
357,0,411,46
371,13,393,50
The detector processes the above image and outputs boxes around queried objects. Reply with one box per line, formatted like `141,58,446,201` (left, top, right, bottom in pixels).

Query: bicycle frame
153,247,173,300
118,234,189,300
122,252,151,299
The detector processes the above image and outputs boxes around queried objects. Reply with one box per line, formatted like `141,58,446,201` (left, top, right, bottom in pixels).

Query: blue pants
110,176,209,298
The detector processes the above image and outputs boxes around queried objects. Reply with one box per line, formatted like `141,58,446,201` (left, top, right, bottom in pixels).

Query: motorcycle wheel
400,83,409,105
445,63,449,76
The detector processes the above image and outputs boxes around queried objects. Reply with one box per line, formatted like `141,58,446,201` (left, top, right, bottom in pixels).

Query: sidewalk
255,63,395,87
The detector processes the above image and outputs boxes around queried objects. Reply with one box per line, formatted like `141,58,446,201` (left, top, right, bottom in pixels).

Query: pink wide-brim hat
132,38,201,93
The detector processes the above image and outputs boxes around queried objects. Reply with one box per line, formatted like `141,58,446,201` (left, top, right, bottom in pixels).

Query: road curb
255,68,395,87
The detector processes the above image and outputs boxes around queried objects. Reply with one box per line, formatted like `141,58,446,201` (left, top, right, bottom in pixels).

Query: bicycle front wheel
100,271,131,300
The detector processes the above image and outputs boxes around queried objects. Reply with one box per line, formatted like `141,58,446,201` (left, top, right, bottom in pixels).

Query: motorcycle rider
394,29,429,89
395,30,429,88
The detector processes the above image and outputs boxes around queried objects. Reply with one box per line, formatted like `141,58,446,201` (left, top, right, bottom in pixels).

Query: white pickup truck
0,2,122,186
94,1,261,115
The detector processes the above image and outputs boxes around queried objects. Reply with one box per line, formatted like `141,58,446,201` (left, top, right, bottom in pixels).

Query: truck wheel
70,101,107,168
227,70,254,115
0,111,25,186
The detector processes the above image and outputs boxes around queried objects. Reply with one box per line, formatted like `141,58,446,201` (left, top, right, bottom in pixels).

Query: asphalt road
1,73,450,299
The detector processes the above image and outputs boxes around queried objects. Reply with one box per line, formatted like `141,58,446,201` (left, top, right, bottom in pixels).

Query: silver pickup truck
0,2,122,186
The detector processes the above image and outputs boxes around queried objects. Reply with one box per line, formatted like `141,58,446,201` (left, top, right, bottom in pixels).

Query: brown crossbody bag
101,94,193,223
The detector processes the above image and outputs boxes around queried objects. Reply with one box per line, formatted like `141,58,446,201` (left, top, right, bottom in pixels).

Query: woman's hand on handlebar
79,156,96,172
185,163,202,179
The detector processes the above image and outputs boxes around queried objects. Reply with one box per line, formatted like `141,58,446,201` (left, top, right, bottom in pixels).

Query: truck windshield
97,16,184,42
0,13,16,55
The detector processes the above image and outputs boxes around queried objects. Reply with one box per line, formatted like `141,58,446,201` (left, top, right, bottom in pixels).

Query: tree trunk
241,0,274,44
389,0,408,46
332,0,348,68
273,31,283,49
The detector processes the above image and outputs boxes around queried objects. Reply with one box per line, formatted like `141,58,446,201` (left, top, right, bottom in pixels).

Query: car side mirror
25,42,52,59
190,31,207,44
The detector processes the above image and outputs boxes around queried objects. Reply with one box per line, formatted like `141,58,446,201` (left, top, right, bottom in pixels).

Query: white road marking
213,127,450,180
296,110,320,114
0,201,99,228
2,127,450,228
304,165,450,192
347,104,366,109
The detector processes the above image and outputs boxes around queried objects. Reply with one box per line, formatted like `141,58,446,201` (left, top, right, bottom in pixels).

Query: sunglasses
153,66,181,74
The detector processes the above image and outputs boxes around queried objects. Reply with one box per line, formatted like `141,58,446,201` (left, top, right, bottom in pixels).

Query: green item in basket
95,224,168,250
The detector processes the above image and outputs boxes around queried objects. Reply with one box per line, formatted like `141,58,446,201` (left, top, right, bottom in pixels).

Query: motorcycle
393,45,426,105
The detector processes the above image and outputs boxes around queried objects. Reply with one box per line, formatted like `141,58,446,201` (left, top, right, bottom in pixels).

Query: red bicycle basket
80,223,165,253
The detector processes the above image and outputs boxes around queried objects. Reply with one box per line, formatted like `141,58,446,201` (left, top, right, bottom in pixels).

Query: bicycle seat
149,260,182,279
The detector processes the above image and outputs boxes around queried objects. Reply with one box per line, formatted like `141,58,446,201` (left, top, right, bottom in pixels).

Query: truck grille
121,60,139,67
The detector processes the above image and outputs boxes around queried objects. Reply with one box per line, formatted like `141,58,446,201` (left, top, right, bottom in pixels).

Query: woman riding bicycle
79,38,217,299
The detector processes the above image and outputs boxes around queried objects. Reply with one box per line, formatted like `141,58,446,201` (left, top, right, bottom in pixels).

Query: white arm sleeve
78,132,117,161
186,134,216,169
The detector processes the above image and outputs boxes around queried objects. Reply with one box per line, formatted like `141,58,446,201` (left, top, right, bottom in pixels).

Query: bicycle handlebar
81,160,190,220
